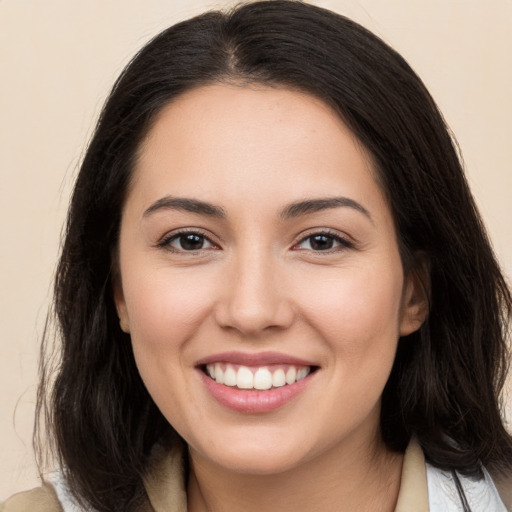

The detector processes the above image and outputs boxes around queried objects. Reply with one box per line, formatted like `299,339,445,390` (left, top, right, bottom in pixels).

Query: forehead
129,84,388,221
141,84,361,161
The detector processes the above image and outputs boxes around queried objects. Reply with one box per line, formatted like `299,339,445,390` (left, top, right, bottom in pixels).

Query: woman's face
115,84,426,475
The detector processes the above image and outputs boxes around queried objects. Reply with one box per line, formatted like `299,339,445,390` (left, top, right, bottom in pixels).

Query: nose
214,248,295,336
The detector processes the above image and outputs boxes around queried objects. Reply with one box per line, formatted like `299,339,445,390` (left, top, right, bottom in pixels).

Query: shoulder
492,470,512,512
1,484,62,512
1,472,86,512
427,463,512,512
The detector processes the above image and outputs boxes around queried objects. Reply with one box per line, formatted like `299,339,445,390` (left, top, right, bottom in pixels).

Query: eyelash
157,228,218,253
293,230,354,252
157,229,354,254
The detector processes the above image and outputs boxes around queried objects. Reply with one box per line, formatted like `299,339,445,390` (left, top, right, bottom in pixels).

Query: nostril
214,300,295,335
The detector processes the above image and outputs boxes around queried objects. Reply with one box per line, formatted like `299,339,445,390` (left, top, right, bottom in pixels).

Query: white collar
426,463,508,512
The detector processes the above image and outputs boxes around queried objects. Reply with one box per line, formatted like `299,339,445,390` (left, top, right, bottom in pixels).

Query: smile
196,353,319,413
205,363,311,390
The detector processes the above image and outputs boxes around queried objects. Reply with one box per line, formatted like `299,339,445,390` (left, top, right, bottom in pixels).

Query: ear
399,258,430,336
113,274,131,334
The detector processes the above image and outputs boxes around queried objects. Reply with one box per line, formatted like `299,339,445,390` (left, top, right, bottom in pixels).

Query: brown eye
295,232,353,252
164,232,214,251
309,234,335,250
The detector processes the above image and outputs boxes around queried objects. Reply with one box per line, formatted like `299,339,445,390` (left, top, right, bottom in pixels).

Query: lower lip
199,370,315,413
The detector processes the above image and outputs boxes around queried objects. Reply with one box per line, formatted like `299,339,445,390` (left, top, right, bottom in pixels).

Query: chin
190,431,311,476
212,450,305,476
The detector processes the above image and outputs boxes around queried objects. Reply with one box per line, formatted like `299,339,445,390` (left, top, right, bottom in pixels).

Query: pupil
181,234,203,250
311,235,333,250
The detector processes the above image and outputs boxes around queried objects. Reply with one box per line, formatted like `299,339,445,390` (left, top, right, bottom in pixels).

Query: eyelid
292,228,354,251
157,227,220,251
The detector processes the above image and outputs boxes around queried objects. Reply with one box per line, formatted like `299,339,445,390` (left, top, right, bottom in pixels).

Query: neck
186,432,403,512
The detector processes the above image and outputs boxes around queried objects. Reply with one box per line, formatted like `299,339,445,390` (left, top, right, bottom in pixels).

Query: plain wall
1,0,511,499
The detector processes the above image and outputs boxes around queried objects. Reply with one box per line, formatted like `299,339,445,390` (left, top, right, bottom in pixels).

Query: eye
159,231,216,252
294,232,352,252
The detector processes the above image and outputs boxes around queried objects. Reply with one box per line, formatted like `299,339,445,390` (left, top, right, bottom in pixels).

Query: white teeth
214,363,224,384
205,363,313,390
223,366,237,386
253,367,273,390
297,367,310,381
285,367,297,385
272,368,286,387
236,366,254,389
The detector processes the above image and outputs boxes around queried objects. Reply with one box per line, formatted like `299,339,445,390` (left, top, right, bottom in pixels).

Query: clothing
426,463,508,512
2,440,510,511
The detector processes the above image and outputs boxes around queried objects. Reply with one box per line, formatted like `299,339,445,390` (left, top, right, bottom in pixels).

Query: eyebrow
143,195,371,222
280,197,372,222
143,196,226,218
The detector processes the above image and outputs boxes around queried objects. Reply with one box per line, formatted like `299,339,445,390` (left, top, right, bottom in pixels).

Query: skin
115,84,428,511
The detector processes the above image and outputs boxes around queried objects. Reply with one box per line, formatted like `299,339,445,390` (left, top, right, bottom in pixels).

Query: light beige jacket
2,441,510,511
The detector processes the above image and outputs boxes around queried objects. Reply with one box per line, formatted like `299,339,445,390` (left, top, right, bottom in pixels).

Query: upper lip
195,351,317,367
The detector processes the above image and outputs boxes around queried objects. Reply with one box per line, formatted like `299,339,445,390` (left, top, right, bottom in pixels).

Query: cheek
121,263,218,357
295,261,404,352
121,266,217,427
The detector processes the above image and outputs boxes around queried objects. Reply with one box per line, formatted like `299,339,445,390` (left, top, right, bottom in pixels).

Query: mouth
195,352,319,413
202,363,317,390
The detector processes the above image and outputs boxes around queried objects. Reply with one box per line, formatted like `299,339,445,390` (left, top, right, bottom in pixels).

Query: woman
2,1,511,511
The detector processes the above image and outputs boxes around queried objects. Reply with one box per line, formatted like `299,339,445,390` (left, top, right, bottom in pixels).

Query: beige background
1,0,511,500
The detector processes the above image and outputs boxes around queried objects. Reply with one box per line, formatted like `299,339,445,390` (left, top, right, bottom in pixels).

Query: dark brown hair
36,1,512,510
